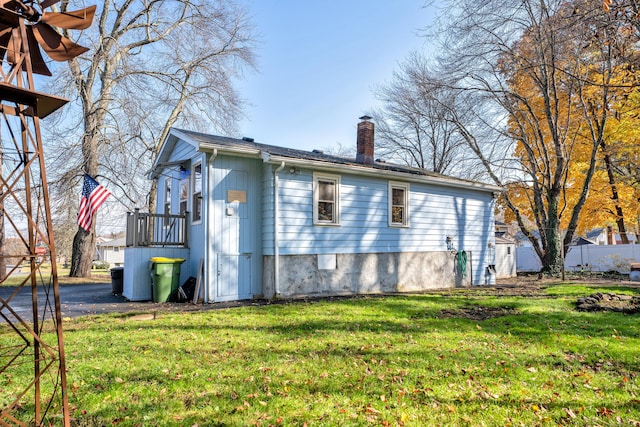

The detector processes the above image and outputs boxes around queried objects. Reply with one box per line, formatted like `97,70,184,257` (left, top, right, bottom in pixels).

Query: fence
125,209,188,247
516,244,640,273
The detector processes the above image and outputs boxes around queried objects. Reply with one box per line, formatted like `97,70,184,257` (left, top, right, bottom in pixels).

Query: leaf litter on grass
19,284,640,425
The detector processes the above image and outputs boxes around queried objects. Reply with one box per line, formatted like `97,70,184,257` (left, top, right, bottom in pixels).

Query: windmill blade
0,4,20,27
42,5,96,30
31,22,88,61
25,26,51,75
40,0,61,9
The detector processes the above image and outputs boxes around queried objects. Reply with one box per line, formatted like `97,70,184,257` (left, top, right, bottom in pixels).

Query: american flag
77,174,111,231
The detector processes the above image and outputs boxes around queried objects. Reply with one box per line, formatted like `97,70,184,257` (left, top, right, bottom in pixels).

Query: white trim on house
141,128,502,301
313,172,341,226
191,161,203,224
388,181,410,228
151,130,502,195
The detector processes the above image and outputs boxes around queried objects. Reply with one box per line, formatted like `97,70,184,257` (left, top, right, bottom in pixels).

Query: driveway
0,282,255,322
0,283,152,320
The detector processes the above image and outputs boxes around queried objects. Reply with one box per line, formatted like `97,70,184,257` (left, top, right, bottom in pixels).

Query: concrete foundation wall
263,251,471,299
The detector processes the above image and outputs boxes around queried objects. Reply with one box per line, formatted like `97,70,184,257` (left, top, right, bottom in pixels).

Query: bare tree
43,0,257,277
383,0,638,273
373,53,490,180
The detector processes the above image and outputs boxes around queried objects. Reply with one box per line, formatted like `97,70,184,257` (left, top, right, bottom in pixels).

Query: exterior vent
242,137,254,142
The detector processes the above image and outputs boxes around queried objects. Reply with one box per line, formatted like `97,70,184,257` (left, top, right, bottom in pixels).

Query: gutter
273,161,286,298
267,155,503,194
198,142,501,194
204,148,217,303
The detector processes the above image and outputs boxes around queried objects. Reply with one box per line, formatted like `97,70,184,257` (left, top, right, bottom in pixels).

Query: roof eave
193,137,502,194
266,155,503,194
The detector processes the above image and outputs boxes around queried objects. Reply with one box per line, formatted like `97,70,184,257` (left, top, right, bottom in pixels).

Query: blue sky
237,1,435,153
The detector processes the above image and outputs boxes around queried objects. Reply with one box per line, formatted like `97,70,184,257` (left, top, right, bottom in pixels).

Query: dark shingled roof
174,128,493,188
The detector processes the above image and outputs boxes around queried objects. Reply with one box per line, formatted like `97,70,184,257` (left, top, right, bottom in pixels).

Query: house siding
261,163,275,255
186,152,206,280
145,129,499,303
154,143,203,287
266,169,494,287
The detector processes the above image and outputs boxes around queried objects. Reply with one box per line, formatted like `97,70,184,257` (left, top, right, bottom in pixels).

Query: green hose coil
457,250,467,278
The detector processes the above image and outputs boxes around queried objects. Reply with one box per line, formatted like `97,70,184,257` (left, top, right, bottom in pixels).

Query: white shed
494,235,516,278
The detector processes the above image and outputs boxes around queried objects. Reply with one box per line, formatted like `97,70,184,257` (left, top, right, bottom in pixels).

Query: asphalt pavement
0,282,261,323
0,283,160,321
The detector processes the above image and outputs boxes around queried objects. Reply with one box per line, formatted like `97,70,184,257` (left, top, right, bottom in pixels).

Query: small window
313,173,340,225
179,169,189,215
192,162,202,222
164,178,171,215
507,246,511,255
389,181,409,227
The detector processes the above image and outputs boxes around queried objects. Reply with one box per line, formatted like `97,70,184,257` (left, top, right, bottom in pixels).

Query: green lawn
0,265,110,286
4,283,640,426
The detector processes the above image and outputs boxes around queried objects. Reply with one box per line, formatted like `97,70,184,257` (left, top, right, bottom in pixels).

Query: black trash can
110,266,124,295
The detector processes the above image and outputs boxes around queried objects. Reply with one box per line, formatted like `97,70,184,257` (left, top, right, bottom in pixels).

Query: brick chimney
356,115,374,165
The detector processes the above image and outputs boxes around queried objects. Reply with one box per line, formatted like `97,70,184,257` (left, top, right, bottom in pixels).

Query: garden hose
457,250,468,278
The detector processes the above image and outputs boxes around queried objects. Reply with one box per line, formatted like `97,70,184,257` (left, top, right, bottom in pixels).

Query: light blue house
125,118,500,302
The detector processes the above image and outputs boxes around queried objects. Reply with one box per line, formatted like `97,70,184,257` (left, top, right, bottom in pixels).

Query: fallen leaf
527,367,537,373
564,408,576,419
597,407,614,417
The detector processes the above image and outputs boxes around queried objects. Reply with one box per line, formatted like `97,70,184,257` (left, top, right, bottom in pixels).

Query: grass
3,283,640,426
0,264,110,286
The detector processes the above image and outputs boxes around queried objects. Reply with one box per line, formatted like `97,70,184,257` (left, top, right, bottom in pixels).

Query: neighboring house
124,118,502,302
495,220,510,238
494,235,516,278
585,228,610,245
97,237,126,267
514,230,541,247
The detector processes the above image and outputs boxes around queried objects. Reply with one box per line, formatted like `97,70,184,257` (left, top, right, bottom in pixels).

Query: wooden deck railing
126,209,188,247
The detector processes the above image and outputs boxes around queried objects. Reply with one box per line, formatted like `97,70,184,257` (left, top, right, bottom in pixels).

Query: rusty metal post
0,2,94,424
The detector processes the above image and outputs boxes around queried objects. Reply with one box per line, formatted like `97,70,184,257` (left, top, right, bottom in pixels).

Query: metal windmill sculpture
0,1,95,425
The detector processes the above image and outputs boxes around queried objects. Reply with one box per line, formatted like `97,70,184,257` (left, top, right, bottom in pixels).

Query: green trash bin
149,257,185,303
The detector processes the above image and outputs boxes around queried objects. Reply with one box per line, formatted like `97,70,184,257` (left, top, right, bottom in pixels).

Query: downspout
273,161,285,297
204,148,217,302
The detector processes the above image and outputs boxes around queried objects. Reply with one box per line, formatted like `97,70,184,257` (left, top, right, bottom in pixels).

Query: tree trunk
70,227,94,277
0,146,4,281
541,198,564,275
602,148,629,244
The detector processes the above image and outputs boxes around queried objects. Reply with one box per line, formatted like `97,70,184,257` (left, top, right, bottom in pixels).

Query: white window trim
179,171,189,216
388,181,410,227
164,177,172,215
192,162,203,224
313,172,340,226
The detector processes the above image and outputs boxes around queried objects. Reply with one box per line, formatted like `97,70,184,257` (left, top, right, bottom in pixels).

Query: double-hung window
192,162,202,223
313,173,340,225
389,181,409,227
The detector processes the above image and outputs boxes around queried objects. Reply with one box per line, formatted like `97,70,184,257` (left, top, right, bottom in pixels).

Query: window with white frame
389,181,409,227
192,162,202,222
313,173,340,225
179,169,189,215
164,178,171,215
